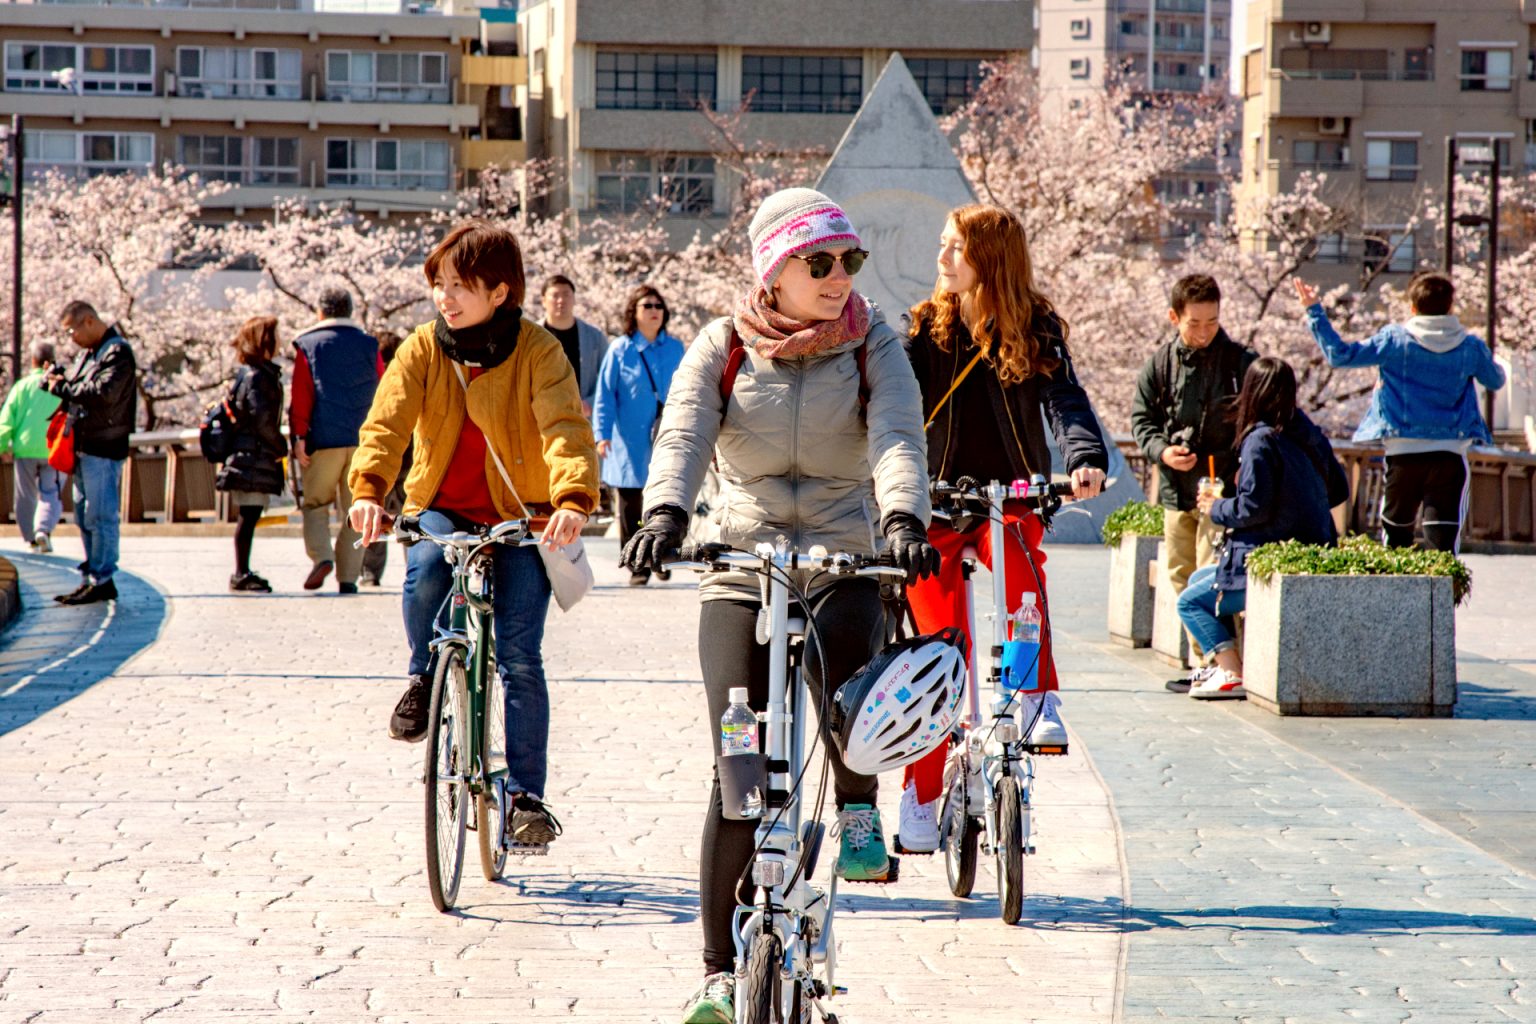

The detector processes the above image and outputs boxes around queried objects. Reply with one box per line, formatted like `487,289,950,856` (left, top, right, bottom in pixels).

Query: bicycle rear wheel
477,658,508,881
424,647,470,912
995,775,1025,925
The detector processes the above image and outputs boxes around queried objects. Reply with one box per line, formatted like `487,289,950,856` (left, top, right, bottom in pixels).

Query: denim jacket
1304,304,1505,445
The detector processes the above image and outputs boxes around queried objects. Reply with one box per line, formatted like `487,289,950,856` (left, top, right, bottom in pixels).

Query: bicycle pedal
1023,844,1037,855
506,842,549,856
1024,742,1069,756
893,835,936,856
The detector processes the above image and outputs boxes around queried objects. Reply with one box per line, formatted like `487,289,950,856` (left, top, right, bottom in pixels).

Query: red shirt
433,366,503,525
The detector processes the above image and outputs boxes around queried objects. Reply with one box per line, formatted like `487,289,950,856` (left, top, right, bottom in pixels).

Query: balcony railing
1279,69,1433,82
33,0,446,11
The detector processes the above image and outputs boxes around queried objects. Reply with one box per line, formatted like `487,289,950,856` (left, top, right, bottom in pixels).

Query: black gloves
883,512,941,581
620,505,688,574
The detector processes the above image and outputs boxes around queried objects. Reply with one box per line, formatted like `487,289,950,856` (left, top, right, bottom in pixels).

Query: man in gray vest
538,274,607,417
289,288,381,594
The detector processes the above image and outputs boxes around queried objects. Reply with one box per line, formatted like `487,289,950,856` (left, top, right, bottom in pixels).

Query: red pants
901,502,1057,804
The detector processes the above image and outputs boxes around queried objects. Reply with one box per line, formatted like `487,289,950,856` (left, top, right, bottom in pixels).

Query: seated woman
1179,356,1348,700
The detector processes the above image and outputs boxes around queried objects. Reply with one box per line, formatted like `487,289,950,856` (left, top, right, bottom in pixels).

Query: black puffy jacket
46,327,138,460
216,360,286,495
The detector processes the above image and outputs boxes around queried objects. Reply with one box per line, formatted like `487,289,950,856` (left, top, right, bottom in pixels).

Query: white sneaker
32,532,51,553
1025,691,1069,750
897,782,940,853
1190,668,1245,700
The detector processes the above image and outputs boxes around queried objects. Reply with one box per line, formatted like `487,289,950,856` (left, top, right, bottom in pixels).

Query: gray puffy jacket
643,308,930,600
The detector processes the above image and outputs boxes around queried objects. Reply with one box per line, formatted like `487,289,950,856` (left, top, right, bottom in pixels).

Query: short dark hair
1170,274,1221,316
1407,272,1454,316
424,220,526,309
29,341,55,367
376,329,404,365
621,285,669,337
1234,356,1298,442
59,300,98,324
543,274,576,295
233,315,278,366
316,287,352,320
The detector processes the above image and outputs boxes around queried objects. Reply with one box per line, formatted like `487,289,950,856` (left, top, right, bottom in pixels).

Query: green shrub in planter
1246,535,1472,605
1101,501,1164,548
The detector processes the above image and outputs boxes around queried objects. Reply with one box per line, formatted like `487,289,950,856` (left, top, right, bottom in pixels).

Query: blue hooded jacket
592,330,685,489
1305,304,1505,445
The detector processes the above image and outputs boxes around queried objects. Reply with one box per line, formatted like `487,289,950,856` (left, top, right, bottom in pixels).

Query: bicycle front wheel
995,775,1025,925
477,658,508,881
739,929,809,1024
424,647,470,912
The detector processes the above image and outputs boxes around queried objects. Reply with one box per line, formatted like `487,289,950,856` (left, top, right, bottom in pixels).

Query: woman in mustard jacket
348,220,599,845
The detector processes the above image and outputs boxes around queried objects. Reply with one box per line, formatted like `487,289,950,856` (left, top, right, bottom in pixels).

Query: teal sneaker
680,971,734,1024
834,803,892,881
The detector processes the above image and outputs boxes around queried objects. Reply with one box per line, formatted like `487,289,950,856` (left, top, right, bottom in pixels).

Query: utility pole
8,115,20,386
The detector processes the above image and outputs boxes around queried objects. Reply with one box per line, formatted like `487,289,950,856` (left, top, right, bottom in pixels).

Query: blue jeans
1176,565,1246,657
74,453,123,583
401,510,553,797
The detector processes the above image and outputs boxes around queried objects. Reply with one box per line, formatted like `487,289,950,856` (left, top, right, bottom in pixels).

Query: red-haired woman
216,315,286,593
897,204,1109,852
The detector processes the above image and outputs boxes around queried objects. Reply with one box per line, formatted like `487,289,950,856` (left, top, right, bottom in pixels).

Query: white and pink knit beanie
748,187,861,289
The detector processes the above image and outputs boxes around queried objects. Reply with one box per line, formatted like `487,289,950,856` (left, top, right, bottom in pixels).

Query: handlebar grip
677,542,730,563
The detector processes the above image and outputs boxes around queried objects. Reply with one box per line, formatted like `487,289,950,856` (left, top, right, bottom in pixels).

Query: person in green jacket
0,342,65,551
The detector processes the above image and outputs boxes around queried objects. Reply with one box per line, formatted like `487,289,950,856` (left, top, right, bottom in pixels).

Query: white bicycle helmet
831,628,968,775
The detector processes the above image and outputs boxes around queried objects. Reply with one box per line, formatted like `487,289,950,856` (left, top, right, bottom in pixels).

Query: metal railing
1274,68,1433,83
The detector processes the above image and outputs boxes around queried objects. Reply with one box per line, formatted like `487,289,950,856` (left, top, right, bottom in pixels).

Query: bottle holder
716,751,767,821
1000,640,1042,692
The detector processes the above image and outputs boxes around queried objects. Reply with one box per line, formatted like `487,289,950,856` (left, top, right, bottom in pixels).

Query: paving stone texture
0,533,1531,1023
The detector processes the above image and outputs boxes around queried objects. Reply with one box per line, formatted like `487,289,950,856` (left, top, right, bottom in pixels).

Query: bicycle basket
830,627,968,775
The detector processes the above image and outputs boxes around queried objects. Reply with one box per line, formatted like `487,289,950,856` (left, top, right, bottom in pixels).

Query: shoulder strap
924,346,987,432
719,326,870,422
855,338,870,410
451,362,531,519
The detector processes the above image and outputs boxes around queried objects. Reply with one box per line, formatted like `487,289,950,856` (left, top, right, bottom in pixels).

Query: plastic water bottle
1004,594,1043,691
720,687,759,757
1010,594,1043,644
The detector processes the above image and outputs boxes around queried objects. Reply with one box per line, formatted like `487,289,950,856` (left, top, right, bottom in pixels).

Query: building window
1456,135,1514,172
595,51,716,111
177,135,299,184
594,153,715,214
1292,139,1348,169
325,52,448,103
1364,231,1416,274
741,54,861,113
1527,121,1536,169
905,57,984,115
1070,19,1090,39
4,41,153,93
1365,138,1418,181
176,47,302,100
1069,58,1091,79
1311,233,1348,264
22,130,153,177
1461,48,1513,91
325,138,451,189
1404,48,1432,81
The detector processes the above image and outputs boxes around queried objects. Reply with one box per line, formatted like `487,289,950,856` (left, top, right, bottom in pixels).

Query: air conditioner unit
1302,21,1332,44
1318,116,1347,136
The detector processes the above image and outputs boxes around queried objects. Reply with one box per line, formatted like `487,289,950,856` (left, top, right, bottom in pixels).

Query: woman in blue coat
593,285,686,585
1178,356,1348,700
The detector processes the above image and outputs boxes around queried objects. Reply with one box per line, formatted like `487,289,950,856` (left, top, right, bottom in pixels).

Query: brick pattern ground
0,535,1121,1023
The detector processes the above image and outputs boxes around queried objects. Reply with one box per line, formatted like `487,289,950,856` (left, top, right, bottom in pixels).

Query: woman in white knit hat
622,187,937,1023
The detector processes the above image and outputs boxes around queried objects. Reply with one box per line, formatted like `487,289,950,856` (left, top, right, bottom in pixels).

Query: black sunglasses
638,301,666,311
788,249,868,279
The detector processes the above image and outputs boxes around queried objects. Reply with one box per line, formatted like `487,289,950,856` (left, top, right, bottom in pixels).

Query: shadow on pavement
451,873,701,926
1010,895,1536,936
1453,679,1536,721
0,553,167,738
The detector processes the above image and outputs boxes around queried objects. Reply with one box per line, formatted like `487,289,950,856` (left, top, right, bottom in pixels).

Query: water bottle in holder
1001,593,1043,692
718,687,766,819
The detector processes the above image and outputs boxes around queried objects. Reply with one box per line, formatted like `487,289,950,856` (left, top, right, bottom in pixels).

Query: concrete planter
1243,574,1458,717
1107,535,1159,647
1149,543,1192,669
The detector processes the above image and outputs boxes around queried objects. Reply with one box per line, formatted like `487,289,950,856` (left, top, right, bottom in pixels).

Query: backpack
199,389,239,464
719,326,869,422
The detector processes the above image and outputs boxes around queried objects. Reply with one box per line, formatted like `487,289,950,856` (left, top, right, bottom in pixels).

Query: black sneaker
61,579,117,605
229,572,273,593
508,794,562,846
359,572,381,587
654,568,672,582
54,581,91,603
627,571,650,587
389,674,432,742
337,581,359,595
1165,666,1214,694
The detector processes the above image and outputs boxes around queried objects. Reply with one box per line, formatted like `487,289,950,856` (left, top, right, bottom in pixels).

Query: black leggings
612,486,645,566
696,578,886,975
1382,451,1469,552
233,505,262,575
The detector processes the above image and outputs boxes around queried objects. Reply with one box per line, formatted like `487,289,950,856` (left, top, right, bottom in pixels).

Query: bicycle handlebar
931,475,1077,503
664,543,907,580
392,514,536,549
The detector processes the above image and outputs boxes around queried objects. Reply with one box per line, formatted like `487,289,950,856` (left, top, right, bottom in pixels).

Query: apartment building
0,0,528,217
1037,0,1231,97
516,0,1031,227
1240,0,1536,279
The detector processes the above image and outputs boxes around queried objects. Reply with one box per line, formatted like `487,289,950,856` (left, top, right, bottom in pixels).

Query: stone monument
816,55,1143,542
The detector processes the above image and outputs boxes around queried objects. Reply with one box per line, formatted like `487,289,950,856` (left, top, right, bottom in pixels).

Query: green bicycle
395,514,543,912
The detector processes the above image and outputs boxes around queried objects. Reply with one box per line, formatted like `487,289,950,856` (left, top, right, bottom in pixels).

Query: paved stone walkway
0,534,1532,1023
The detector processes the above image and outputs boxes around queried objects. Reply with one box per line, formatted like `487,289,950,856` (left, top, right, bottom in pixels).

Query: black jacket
1209,410,1348,593
907,310,1109,484
1130,330,1259,511
45,327,138,460
216,361,286,495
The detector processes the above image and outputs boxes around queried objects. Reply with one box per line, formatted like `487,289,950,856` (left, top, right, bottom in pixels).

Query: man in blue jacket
1296,273,1506,552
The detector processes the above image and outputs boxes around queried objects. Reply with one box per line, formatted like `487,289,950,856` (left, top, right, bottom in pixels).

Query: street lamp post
0,116,20,385
1442,136,1500,430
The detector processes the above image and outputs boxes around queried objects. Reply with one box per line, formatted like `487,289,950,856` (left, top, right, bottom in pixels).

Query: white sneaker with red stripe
1189,668,1245,700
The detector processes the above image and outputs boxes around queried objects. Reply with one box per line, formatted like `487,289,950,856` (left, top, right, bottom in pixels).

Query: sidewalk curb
0,556,18,634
